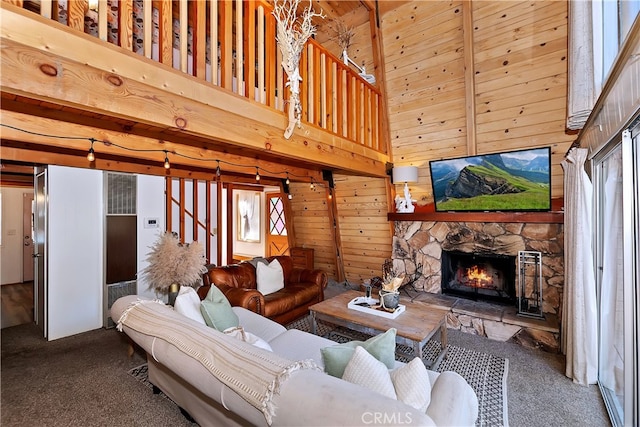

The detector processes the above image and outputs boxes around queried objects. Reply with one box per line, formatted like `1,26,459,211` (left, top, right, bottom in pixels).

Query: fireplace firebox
441,251,516,305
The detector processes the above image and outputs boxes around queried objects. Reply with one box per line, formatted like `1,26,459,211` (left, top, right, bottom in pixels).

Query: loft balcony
0,0,389,180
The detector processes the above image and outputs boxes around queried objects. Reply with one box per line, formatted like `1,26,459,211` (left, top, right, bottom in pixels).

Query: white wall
47,166,103,340
136,174,166,300
46,169,166,338
0,187,33,285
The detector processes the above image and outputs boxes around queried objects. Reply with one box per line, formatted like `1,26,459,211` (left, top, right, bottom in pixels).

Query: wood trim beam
325,183,344,283
368,4,390,155
462,0,477,156
179,178,186,240
165,176,172,232
205,181,212,263
225,183,234,265
216,179,223,266
192,178,199,243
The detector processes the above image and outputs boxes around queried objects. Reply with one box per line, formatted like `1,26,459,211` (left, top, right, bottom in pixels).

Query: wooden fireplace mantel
387,199,564,224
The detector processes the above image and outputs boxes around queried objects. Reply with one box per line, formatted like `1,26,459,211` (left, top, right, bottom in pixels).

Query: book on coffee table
347,296,406,319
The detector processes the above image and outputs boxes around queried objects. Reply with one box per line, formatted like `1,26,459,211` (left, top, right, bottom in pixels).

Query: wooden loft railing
10,0,385,154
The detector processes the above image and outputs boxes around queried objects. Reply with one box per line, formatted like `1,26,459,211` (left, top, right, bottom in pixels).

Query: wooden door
265,193,288,256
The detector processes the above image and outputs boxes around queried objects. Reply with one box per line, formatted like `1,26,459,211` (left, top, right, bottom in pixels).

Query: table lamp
392,166,418,213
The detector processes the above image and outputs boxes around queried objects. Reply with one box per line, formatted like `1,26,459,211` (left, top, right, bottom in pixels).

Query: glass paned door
595,144,625,425
594,122,640,427
266,193,288,256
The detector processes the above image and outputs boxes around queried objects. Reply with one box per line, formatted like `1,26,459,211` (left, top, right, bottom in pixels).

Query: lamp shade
392,166,418,183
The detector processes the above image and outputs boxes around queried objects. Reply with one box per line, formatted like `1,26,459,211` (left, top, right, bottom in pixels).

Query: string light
1,123,330,188
87,139,95,162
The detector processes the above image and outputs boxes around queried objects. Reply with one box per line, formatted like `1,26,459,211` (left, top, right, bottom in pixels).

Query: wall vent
106,280,137,328
106,172,137,215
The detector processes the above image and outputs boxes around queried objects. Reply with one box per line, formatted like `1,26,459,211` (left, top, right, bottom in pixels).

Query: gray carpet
1,323,196,427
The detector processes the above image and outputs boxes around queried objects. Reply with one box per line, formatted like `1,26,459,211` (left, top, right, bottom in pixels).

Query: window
567,2,639,130
592,0,640,92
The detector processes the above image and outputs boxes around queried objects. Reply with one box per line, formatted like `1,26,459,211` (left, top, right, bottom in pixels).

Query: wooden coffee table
309,290,449,367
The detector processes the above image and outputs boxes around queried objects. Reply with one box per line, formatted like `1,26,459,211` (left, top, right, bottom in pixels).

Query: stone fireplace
391,220,563,352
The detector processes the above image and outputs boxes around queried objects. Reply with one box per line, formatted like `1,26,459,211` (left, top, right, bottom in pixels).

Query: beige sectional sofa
111,295,478,427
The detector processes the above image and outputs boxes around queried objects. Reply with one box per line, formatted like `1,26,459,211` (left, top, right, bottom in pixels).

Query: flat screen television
429,147,551,212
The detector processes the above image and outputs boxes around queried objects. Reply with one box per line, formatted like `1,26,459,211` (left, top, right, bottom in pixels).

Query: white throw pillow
342,346,397,399
223,326,273,351
256,259,285,295
390,356,432,412
173,286,206,325
342,347,433,412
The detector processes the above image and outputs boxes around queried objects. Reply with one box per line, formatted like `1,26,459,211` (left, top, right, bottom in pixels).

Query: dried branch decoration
331,18,355,53
273,0,324,139
139,231,207,293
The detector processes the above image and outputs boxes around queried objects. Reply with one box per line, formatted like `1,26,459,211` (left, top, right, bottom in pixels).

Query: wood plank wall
315,6,374,78
334,174,392,284
289,174,392,284
288,182,338,279
380,0,574,204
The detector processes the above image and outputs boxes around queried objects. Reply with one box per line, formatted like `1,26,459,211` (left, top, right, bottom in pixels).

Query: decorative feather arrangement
139,232,207,293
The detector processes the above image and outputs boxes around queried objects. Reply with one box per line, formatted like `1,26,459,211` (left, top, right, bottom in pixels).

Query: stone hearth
392,221,563,352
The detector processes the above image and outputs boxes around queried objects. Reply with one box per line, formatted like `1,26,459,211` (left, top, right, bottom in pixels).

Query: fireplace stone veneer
392,221,563,352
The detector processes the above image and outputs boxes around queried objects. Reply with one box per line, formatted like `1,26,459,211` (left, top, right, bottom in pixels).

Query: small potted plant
379,267,405,311
139,231,207,304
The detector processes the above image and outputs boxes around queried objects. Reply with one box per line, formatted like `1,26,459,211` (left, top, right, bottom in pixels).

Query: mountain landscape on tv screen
430,148,551,211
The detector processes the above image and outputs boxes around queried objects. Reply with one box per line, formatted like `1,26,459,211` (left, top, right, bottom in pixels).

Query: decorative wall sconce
392,166,418,213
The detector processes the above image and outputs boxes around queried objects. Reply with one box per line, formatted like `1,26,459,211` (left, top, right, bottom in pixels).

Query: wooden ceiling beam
0,110,322,182
0,143,291,186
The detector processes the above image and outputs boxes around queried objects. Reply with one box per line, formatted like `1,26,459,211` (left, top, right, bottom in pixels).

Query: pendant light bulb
87,139,96,162
310,181,314,190
216,160,221,177
164,152,170,169
255,167,260,182
285,173,290,185
287,193,293,200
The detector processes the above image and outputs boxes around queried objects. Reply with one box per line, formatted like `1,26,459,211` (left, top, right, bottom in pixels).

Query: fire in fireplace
441,251,516,305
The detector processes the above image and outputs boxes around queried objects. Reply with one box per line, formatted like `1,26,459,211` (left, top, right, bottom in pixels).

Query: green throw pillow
200,285,239,331
321,328,397,378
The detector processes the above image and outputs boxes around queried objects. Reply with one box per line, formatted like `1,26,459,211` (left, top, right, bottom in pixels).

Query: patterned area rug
287,316,510,427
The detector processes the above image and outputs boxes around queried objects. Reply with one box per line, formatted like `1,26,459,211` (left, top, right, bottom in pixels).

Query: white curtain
561,147,598,385
566,0,596,130
238,192,260,242
598,148,625,394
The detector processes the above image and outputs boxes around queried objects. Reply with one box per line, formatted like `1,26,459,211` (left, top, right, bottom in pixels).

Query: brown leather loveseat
197,256,328,325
